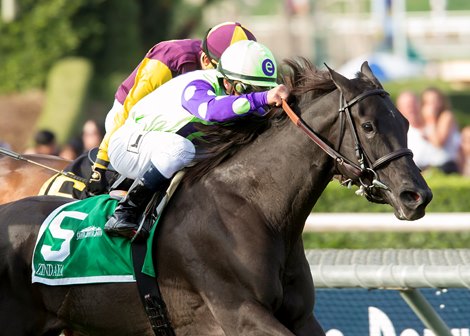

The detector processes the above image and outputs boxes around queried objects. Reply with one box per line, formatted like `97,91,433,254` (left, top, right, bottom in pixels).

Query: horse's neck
228,97,338,237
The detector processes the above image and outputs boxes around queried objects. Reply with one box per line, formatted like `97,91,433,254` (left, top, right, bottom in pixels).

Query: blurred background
1,0,470,150
3,3,469,330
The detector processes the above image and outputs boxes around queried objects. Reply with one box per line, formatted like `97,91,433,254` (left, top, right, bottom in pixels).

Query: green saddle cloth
32,194,156,285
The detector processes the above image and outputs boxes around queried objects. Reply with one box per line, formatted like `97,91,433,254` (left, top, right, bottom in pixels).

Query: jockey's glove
87,166,109,196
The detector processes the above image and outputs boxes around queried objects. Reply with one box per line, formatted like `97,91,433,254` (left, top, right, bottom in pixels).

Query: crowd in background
396,87,470,177
21,119,105,161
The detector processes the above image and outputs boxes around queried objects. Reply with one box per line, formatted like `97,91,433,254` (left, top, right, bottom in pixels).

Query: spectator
396,90,432,169
81,119,105,152
59,136,84,161
458,126,470,177
24,129,59,155
420,87,460,174
57,119,105,161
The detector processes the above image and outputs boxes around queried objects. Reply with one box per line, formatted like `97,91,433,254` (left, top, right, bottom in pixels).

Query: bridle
281,88,413,201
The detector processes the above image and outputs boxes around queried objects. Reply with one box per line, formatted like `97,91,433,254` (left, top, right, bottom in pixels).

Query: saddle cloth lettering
32,195,156,286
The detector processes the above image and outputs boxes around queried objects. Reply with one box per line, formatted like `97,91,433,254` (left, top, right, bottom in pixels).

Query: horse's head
325,61,432,220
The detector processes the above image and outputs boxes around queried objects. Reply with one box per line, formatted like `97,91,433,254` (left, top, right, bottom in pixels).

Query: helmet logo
262,59,275,77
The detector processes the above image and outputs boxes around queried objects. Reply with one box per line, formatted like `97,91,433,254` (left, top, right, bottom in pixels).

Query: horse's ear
325,63,355,98
360,61,384,88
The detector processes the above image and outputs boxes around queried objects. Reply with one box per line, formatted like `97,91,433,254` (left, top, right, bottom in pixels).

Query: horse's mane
182,57,337,184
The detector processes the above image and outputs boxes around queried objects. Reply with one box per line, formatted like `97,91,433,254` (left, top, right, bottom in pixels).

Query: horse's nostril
400,190,422,204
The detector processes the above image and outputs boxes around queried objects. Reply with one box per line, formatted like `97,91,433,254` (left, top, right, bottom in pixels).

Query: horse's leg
277,240,326,336
161,281,292,336
293,315,325,336
203,296,296,336
158,241,299,336
163,281,296,336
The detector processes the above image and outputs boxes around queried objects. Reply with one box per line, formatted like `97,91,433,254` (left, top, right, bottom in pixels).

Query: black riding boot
104,163,168,239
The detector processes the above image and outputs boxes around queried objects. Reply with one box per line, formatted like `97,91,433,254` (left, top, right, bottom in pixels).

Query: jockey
87,22,257,195
104,40,290,239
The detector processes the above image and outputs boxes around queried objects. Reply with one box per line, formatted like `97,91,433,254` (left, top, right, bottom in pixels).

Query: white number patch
40,211,88,262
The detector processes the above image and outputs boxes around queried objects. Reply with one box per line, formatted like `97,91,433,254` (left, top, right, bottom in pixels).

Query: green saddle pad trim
32,194,156,286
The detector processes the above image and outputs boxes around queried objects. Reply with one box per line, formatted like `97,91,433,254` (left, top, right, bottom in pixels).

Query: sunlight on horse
0,60,432,335
0,154,70,204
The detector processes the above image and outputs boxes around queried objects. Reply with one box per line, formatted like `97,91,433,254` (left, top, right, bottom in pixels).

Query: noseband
281,88,413,201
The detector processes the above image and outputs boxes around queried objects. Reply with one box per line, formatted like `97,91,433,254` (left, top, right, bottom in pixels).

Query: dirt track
0,90,45,152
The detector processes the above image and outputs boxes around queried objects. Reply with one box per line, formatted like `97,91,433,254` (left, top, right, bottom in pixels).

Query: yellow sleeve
94,59,173,168
122,58,173,114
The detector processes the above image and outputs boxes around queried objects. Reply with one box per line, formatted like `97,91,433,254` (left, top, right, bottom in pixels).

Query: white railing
305,212,470,232
307,249,470,289
307,248,470,335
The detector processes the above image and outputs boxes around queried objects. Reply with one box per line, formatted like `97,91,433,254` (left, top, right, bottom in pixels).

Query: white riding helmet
217,40,278,88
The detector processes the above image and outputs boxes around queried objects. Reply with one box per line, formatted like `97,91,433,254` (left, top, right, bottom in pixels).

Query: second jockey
104,40,290,239
87,22,257,195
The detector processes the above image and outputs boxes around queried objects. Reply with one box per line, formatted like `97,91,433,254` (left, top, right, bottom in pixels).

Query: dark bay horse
0,60,432,335
0,154,70,204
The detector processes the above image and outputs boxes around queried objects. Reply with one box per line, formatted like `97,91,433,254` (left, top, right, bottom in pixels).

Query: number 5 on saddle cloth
33,171,185,335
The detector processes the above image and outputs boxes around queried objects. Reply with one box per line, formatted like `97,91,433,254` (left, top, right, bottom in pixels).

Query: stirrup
131,192,163,243
132,218,147,243
129,222,149,242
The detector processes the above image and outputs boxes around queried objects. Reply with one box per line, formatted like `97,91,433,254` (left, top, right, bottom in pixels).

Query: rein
281,99,363,178
281,88,413,200
0,146,87,183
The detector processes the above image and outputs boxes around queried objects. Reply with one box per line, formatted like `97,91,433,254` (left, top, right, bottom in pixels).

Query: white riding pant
108,123,196,180
104,99,123,133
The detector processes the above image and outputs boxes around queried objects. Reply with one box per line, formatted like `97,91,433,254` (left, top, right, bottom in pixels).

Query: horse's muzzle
396,186,433,220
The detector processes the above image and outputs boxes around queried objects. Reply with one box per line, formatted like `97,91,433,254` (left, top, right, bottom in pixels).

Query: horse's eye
361,122,374,133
